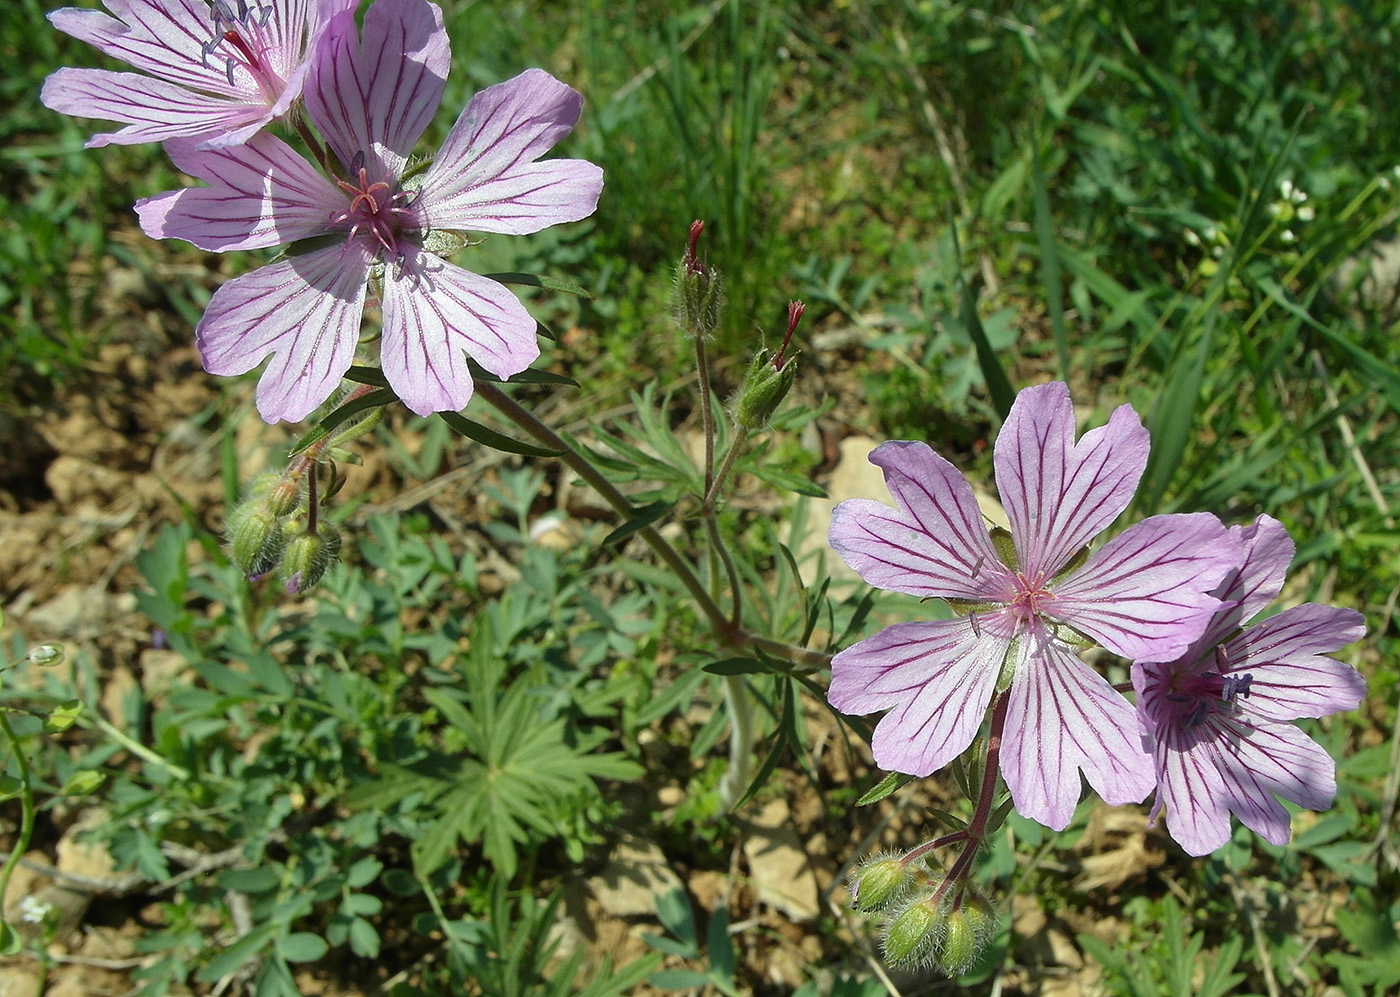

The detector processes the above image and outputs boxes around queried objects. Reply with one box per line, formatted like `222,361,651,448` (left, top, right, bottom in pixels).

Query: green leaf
218,867,281,894
276,932,328,963
649,970,712,990
60,770,105,796
600,500,674,547
960,274,1015,420
750,464,826,498
465,356,579,388
654,888,696,948
438,411,565,458
288,388,396,457
348,917,380,959
483,271,593,299
0,921,19,956
856,770,912,806
341,365,390,388
0,775,24,801
197,922,277,982
702,657,773,676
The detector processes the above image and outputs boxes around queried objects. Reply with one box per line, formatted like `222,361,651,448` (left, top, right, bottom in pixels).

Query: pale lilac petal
1002,633,1154,830
994,383,1150,578
378,251,539,416
136,134,344,251
418,69,604,235
1227,605,1367,720
1051,512,1238,660
196,245,371,423
1152,714,1336,855
829,619,1007,777
827,441,1010,602
42,67,263,148
305,0,448,181
48,2,232,93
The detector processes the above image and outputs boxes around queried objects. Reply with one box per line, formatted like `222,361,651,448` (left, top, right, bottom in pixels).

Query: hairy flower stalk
43,0,355,148
136,0,603,422
828,382,1241,828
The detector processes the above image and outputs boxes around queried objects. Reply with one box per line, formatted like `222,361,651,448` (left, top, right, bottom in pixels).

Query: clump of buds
734,300,803,430
850,846,999,977
225,466,342,593
672,220,725,339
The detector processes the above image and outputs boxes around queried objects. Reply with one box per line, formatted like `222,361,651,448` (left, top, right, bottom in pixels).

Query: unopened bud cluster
849,853,998,976
226,471,342,593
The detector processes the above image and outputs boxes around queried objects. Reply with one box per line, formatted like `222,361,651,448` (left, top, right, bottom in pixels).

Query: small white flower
19,895,51,924
1184,229,1201,247
1297,205,1316,222
1281,229,1297,243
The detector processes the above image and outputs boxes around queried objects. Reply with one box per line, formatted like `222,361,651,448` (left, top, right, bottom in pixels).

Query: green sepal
44,699,83,733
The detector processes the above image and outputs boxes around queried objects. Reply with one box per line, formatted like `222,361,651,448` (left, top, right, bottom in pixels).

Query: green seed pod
937,909,980,977
882,894,941,968
734,348,799,430
228,504,288,578
850,855,916,913
280,522,343,594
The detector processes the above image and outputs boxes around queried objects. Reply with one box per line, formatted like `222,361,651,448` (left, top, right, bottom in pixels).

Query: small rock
588,836,685,919
736,798,820,923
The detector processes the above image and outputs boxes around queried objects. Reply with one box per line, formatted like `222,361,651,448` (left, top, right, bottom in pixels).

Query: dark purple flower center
204,0,284,100
1166,649,1254,728
334,165,418,259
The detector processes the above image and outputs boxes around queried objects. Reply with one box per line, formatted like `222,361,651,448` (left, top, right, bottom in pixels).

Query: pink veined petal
305,0,448,182
421,158,604,236
42,67,265,148
378,251,540,417
1051,512,1238,661
418,69,604,234
827,441,1010,603
1152,714,1336,855
993,382,1150,578
136,133,345,251
1222,515,1295,625
196,244,371,423
47,1,236,94
829,618,1008,778
1002,633,1154,830
1227,604,1368,721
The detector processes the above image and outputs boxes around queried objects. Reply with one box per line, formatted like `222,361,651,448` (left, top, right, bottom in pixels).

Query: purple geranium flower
1134,515,1366,855
43,0,355,149
828,381,1241,829
135,0,603,422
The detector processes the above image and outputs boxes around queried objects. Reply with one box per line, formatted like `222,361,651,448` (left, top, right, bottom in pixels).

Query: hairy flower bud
734,348,797,430
280,522,343,594
882,893,941,968
937,909,976,976
850,854,918,913
672,220,724,339
228,503,288,578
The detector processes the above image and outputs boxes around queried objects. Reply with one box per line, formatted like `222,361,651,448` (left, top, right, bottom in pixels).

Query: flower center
1007,571,1055,624
333,164,418,260
1166,647,1253,728
203,0,284,101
